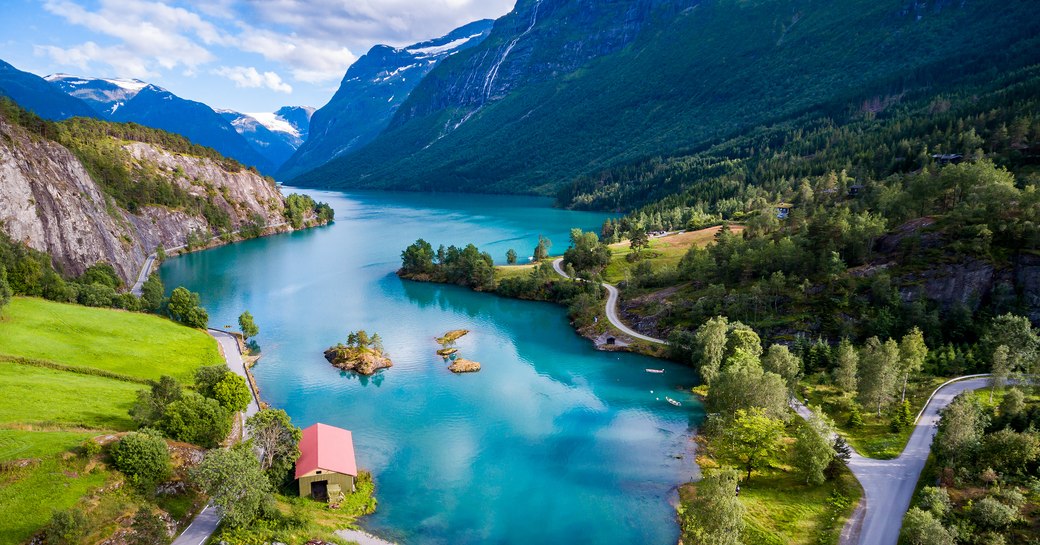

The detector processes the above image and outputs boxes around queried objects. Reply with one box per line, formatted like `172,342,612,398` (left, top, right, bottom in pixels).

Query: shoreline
212,328,398,544
131,217,332,295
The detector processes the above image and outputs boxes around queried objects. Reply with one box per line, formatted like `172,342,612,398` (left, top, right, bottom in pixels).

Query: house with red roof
295,423,358,500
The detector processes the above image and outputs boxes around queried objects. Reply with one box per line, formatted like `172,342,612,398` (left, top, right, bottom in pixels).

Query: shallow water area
160,189,702,545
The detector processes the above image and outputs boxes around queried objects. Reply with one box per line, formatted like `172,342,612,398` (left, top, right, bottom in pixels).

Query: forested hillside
292,0,1040,197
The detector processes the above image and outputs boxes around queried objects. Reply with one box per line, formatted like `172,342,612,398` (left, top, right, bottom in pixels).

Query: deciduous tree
717,408,785,482
681,467,745,545
898,328,928,403
794,408,835,485
238,311,259,340
246,409,302,487
190,446,271,527
762,344,801,394
833,339,859,396
694,316,729,385
858,337,900,416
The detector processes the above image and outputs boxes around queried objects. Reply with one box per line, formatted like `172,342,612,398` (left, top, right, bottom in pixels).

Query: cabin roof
295,423,357,479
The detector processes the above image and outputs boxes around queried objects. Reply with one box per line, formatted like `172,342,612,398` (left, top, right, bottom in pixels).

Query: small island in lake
325,330,392,375
448,358,481,373
436,329,481,373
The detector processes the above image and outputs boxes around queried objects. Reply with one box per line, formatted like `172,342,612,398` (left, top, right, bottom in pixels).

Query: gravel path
551,258,666,344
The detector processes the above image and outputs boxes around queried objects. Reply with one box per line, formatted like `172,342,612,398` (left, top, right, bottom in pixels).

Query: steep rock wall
0,116,293,284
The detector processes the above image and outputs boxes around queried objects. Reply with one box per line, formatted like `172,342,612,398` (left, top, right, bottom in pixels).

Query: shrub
44,508,87,545
901,507,955,545
110,430,172,490
213,373,252,413
969,496,1018,529
160,392,231,448
129,511,171,545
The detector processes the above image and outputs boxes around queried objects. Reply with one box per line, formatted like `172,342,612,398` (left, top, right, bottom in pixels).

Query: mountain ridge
290,0,1040,201
276,19,495,180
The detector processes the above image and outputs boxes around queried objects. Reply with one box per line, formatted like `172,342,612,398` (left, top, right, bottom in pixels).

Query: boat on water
666,397,681,406
645,368,665,374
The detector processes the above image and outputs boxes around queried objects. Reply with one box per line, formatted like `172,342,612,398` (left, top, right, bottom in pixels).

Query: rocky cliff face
0,115,292,284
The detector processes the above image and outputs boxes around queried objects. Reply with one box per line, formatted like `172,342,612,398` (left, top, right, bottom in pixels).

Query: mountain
0,60,96,120
0,99,318,284
44,73,149,116
291,0,1040,198
47,74,275,174
219,108,313,171
277,19,494,180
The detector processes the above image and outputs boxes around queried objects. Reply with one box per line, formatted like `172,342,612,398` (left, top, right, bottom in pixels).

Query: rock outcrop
448,358,481,373
324,346,393,376
0,115,307,284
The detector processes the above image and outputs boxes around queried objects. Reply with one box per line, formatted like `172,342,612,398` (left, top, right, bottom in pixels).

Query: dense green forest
568,66,1040,221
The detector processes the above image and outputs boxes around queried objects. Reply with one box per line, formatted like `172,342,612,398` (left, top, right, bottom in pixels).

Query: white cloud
213,66,293,93
235,0,515,48
235,28,356,84
35,42,158,79
39,0,223,75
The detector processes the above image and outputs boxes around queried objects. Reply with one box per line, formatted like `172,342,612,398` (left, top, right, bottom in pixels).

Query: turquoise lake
160,190,703,545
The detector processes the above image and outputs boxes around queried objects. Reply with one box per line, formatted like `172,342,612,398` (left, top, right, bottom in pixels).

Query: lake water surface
160,190,702,545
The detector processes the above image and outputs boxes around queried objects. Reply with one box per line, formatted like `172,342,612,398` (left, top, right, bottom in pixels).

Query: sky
0,0,515,113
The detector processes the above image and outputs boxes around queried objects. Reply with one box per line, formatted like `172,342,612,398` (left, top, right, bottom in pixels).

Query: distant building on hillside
295,423,358,501
776,203,794,220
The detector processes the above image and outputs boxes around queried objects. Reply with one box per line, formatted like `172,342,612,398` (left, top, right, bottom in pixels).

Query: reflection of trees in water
339,369,386,387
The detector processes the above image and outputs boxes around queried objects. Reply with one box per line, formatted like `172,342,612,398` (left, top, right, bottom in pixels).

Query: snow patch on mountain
407,33,485,57
246,112,300,137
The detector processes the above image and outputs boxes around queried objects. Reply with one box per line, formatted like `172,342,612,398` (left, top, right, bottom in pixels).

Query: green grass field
602,226,743,284
0,363,140,431
0,297,221,545
0,297,222,382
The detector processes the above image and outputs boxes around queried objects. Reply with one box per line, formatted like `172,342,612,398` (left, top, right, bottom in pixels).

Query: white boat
645,368,664,374
666,397,681,406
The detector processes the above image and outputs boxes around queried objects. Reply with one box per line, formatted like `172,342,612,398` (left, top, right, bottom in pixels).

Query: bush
44,508,87,545
969,496,1019,529
160,392,231,448
901,507,955,545
213,372,252,413
110,430,172,490
80,438,102,458
129,511,171,545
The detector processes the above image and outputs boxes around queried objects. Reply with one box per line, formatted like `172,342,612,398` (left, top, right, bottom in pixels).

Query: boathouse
296,423,357,501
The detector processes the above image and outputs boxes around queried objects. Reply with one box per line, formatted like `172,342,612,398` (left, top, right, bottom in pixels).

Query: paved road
551,258,666,344
796,376,993,545
168,331,259,545
129,254,157,296
171,502,221,545
208,328,261,418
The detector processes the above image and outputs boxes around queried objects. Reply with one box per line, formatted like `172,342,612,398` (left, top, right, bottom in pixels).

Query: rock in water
448,358,481,374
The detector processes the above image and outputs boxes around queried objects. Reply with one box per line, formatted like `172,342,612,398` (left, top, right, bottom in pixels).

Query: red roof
295,423,357,479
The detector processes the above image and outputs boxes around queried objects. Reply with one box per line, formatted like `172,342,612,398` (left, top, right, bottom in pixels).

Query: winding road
795,375,994,545
551,258,666,344
550,259,1005,544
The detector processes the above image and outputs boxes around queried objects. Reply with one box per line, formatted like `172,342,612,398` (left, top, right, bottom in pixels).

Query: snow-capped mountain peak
246,112,300,138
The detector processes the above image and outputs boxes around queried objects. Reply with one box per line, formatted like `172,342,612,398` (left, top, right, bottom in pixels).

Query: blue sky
0,0,514,113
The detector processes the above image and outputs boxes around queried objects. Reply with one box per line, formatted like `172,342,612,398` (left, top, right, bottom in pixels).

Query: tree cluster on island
325,330,392,376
